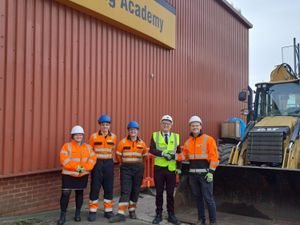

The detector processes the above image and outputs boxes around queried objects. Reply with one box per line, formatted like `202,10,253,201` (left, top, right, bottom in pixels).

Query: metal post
294,38,297,74
297,43,300,76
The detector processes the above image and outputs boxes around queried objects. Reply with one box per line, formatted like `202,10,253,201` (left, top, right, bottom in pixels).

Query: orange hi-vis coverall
89,131,117,213
60,140,96,177
115,137,148,215
182,133,219,223
182,133,219,173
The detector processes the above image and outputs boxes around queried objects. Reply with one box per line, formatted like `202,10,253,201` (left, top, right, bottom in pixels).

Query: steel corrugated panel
0,0,249,177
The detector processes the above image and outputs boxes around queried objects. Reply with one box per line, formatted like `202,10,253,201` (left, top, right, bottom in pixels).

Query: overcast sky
230,0,300,88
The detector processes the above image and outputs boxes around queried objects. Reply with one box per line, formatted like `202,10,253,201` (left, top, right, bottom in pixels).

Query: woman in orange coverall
57,125,96,225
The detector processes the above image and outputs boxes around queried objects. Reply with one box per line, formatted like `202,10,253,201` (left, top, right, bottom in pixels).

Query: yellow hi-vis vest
153,131,179,172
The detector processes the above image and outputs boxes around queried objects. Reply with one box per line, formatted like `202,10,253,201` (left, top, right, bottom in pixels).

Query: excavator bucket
174,165,300,224
174,173,198,224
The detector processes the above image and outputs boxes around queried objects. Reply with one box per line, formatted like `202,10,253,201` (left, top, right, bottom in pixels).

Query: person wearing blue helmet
88,114,117,221
109,121,148,223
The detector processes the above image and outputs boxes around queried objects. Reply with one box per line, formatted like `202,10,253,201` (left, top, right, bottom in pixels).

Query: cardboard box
221,121,241,139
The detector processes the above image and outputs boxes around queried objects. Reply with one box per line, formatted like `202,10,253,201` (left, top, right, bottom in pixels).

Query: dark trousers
154,166,176,215
90,159,114,201
119,164,144,203
189,173,217,223
60,190,83,212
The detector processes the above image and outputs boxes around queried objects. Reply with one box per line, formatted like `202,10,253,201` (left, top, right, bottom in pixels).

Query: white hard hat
71,125,84,135
189,115,202,125
161,115,173,123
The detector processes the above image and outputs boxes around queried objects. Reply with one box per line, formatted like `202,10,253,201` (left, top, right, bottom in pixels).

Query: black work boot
88,212,96,222
74,208,81,222
129,211,137,219
57,212,66,225
104,211,114,219
152,213,162,224
196,220,206,225
109,214,126,223
167,212,181,225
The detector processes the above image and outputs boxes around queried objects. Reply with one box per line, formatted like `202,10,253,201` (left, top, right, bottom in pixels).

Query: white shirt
161,132,170,143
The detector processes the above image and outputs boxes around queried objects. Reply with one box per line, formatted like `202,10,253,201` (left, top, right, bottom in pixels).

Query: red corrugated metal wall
0,0,249,177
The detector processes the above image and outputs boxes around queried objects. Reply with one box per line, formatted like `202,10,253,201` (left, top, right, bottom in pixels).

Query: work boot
129,211,137,219
74,208,81,222
109,214,126,223
167,212,181,225
57,212,66,225
104,211,114,219
152,214,162,224
88,212,96,222
196,220,206,225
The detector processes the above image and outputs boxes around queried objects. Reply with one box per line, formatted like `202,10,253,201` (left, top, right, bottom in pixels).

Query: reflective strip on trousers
189,168,208,173
62,170,89,176
118,202,128,215
96,153,112,159
122,158,142,163
182,160,190,164
128,201,136,211
103,199,113,212
119,202,128,206
104,207,113,212
89,199,99,212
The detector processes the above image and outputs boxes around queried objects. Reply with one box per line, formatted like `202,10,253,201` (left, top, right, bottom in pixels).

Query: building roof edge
217,0,253,29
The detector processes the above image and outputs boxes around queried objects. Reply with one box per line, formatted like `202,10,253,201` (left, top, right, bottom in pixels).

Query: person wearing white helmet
182,116,219,225
57,125,96,225
149,115,183,225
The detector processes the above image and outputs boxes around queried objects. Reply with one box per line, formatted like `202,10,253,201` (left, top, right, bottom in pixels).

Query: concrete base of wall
0,166,120,216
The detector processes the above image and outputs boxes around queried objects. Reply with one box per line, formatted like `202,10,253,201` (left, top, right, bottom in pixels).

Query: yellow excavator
174,63,300,224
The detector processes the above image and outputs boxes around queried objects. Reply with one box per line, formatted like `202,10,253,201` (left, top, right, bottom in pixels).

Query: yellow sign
56,0,176,49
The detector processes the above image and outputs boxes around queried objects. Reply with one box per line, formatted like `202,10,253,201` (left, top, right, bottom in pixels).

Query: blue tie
164,134,168,144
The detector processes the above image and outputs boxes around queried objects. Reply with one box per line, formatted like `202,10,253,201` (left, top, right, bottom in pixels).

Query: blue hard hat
127,121,140,129
98,114,111,123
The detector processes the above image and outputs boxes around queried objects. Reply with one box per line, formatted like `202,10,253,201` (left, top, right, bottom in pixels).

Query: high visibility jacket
89,131,117,160
116,137,148,164
152,132,179,172
60,140,96,177
182,134,219,173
